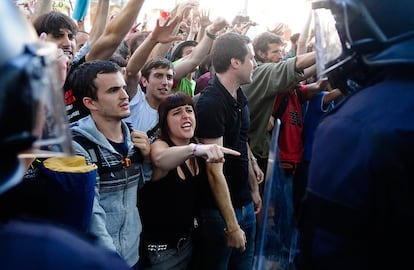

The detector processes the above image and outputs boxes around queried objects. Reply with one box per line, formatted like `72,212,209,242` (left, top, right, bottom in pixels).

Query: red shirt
273,85,307,163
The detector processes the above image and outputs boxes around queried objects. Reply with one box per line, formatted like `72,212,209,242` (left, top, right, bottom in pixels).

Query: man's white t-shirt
124,85,158,133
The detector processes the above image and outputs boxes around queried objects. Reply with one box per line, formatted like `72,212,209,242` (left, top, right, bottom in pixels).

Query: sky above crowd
140,0,312,34
14,0,313,37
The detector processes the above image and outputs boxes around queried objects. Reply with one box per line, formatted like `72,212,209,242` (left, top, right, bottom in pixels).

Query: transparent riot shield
253,119,299,270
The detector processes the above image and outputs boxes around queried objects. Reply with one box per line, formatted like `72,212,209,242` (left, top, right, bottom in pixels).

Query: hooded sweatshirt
70,116,152,267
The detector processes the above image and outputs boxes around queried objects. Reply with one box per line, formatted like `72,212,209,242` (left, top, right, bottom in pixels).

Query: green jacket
242,58,304,159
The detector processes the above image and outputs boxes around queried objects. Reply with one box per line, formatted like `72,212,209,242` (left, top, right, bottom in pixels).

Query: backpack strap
272,84,305,120
72,134,111,174
272,93,289,119
72,133,130,174
72,123,144,173
72,134,101,165
295,84,305,105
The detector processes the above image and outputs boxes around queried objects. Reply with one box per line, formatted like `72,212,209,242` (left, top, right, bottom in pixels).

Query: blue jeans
197,202,256,270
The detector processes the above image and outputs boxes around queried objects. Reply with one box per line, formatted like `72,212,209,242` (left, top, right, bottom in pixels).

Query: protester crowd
2,0,413,270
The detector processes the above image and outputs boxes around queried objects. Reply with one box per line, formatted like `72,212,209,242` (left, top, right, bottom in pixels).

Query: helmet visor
314,8,343,79
18,41,74,159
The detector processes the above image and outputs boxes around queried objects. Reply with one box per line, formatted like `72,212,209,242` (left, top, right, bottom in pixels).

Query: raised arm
125,17,182,98
148,1,198,60
32,0,52,21
87,0,110,46
187,14,199,42
196,9,212,42
126,17,182,76
173,17,227,80
297,8,313,56
303,64,317,80
86,0,145,61
295,51,316,72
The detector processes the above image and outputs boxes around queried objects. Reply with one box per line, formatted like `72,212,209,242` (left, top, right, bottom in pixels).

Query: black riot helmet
0,2,73,181
312,0,414,94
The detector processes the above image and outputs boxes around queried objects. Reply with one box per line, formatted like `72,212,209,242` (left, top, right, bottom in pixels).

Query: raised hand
199,8,212,28
151,16,183,44
189,16,200,36
208,17,229,35
170,0,199,20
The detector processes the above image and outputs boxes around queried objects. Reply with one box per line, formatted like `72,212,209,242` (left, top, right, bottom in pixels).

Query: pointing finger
221,147,240,156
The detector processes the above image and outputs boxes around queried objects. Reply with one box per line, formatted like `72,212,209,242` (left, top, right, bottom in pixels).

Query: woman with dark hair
138,92,240,270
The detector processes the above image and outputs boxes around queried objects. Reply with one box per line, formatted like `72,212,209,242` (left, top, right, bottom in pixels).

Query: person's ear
230,58,241,69
83,97,97,111
141,77,149,87
257,50,266,60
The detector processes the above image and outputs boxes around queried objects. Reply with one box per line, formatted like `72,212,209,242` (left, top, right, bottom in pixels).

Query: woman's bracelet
250,156,257,162
192,143,199,156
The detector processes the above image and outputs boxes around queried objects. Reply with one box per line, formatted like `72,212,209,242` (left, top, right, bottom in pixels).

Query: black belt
146,237,189,252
